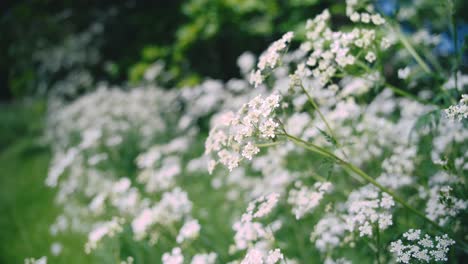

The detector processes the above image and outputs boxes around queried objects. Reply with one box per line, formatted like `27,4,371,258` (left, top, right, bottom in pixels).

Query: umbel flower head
205,93,281,173
389,229,455,263
445,94,468,121
249,32,294,87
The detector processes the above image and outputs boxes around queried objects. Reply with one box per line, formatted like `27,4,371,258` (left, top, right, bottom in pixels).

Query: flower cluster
190,253,217,264
176,219,201,243
311,215,346,252
24,257,47,264
205,93,281,172
162,247,184,264
131,187,192,241
346,0,386,25
250,32,294,87
389,229,455,263
232,193,280,251
241,248,284,264
345,186,394,237
85,217,124,254
287,181,333,219
425,186,467,226
38,2,468,263
292,8,389,86
445,94,468,121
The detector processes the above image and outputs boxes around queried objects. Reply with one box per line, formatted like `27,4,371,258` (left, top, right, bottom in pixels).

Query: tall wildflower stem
384,83,435,106
298,83,349,160
376,225,381,264
354,60,439,108
449,0,459,91
281,132,468,250
394,26,432,74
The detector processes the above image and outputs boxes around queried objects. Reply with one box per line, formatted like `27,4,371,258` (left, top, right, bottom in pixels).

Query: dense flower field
16,0,468,263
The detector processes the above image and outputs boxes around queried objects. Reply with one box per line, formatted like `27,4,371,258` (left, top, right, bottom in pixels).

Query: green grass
0,101,96,263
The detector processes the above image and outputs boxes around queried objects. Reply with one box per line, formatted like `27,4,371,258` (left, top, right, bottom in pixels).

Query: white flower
218,150,241,171
403,229,421,241
205,94,281,171
241,248,264,264
50,242,63,256
288,182,333,219
131,208,155,240
242,142,260,160
365,51,376,63
398,67,411,80
85,217,124,253
445,94,468,121
176,219,201,243
425,185,467,225
371,14,385,25
251,193,280,218
361,13,370,23
350,12,360,22
238,51,256,73
162,247,184,264
390,230,455,263
207,159,217,174
345,186,394,237
191,253,217,264
250,31,294,87
250,70,264,88
311,215,346,252
266,249,284,264
24,257,47,264
259,118,279,138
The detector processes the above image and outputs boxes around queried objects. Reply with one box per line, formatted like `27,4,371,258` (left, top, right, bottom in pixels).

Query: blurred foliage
1,0,333,99
0,101,99,264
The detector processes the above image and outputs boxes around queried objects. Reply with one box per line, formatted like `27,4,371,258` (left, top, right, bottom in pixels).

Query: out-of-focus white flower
50,242,63,256
345,186,394,237
176,219,201,243
238,52,256,74
365,51,376,63
288,181,333,219
190,253,217,264
398,67,411,80
24,256,47,264
85,217,124,253
162,247,184,264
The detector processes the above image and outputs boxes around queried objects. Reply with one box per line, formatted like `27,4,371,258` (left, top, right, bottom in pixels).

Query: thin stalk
354,61,438,107
293,222,309,263
300,84,335,140
385,82,437,107
376,225,381,264
282,132,468,250
256,141,283,148
298,83,349,159
450,0,459,91
396,27,432,74
113,238,121,263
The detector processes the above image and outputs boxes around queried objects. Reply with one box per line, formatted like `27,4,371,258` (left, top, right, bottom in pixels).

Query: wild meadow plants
26,0,467,263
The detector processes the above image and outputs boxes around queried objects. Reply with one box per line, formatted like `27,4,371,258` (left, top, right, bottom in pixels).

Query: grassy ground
0,101,95,263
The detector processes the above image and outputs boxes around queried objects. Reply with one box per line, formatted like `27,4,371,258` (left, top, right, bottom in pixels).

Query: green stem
385,82,437,107
354,61,438,107
300,84,335,140
256,141,283,148
395,27,432,74
450,0,459,91
298,83,349,159
282,132,468,250
376,225,381,264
